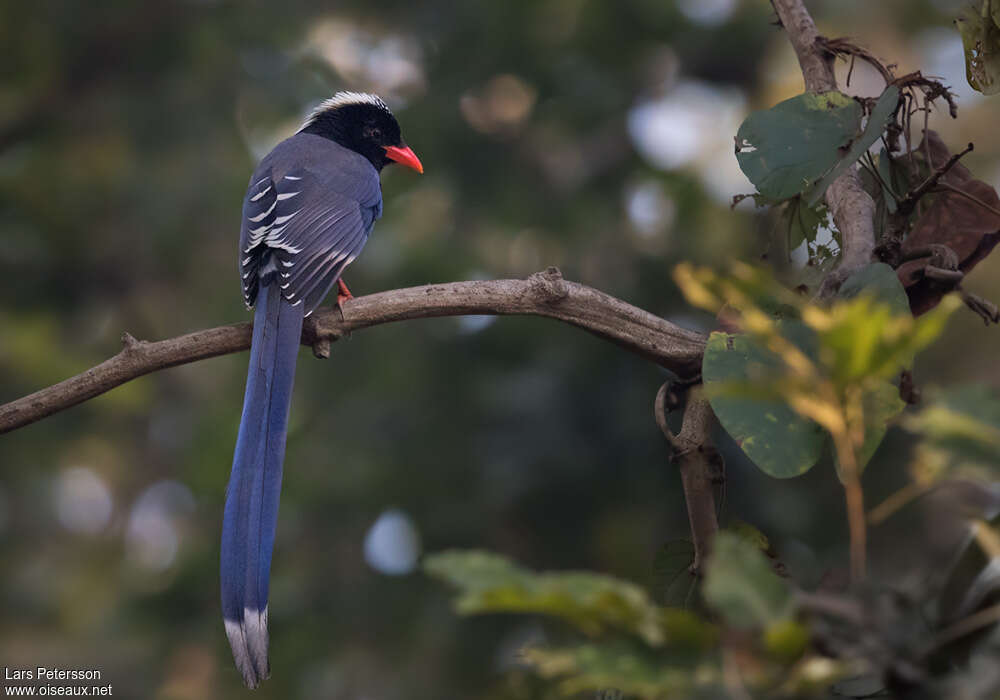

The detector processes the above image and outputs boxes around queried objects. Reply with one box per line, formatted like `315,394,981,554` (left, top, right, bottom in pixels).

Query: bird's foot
336,278,354,319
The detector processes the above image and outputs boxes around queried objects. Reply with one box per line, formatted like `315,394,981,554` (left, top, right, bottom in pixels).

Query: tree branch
0,268,706,435
655,383,721,574
772,0,878,294
896,142,974,218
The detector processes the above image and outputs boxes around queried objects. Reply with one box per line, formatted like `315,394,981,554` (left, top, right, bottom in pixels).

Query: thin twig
934,181,1000,219
863,150,900,202
961,290,1000,325
867,482,933,525
932,603,1000,650
0,269,707,435
819,36,895,85
897,142,974,216
901,244,960,269
922,97,933,168
923,267,965,283
832,424,868,583
794,590,866,625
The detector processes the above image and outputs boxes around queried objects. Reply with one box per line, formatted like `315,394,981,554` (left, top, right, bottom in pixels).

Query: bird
220,91,423,688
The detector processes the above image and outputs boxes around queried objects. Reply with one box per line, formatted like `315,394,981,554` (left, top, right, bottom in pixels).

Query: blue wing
239,137,383,315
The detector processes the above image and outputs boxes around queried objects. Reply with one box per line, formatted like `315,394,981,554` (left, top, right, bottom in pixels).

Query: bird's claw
336,278,354,320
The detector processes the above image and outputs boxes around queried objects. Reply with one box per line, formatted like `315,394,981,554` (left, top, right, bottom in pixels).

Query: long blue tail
221,276,304,688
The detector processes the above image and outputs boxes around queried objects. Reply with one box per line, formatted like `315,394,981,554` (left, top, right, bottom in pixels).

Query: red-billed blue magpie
221,92,422,688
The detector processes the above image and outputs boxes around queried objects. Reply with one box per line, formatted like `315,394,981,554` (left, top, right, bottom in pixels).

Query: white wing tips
247,200,277,222
224,606,270,689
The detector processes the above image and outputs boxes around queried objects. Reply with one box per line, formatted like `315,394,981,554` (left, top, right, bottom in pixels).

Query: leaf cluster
674,262,957,478
424,538,838,699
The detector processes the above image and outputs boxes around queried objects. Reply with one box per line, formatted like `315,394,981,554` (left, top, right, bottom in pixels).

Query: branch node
961,290,1000,325
817,266,851,298
528,266,569,302
312,337,332,359
654,382,681,449
923,266,964,283
897,142,974,217
121,332,141,352
302,313,347,359
902,243,960,271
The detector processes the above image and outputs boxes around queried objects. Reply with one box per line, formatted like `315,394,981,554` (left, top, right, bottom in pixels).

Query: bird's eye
369,127,382,141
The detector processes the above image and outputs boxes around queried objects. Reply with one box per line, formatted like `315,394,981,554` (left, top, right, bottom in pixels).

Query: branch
931,602,1000,651
896,142,974,217
655,383,721,574
818,37,895,86
0,268,706,435
772,0,878,294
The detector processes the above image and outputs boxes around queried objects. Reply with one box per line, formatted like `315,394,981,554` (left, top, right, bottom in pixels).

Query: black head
299,92,422,173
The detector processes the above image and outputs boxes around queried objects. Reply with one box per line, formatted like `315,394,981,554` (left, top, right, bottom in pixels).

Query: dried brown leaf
897,131,1000,315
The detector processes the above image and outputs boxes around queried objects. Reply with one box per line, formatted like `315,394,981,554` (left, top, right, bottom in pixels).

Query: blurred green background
1,0,998,697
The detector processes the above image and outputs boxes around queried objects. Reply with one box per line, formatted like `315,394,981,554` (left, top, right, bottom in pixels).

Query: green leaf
807,85,900,206
651,540,700,608
423,550,668,645
736,91,862,200
704,533,794,628
834,266,912,461
877,148,901,213
732,192,780,208
728,519,772,552
779,197,831,253
838,380,906,475
702,328,826,478
658,608,718,651
825,266,912,473
764,619,810,663
860,381,905,467
837,262,911,318
681,263,957,479
806,287,956,387
521,642,707,699
956,1,1000,95
903,385,1000,475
